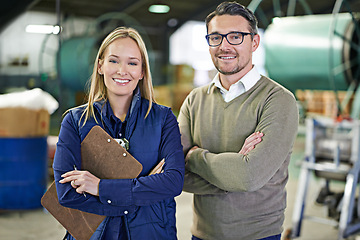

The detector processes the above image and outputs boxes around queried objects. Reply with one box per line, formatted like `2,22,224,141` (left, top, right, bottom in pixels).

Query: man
177,2,298,240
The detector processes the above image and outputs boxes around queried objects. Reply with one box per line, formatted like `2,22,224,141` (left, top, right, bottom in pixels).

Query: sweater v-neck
213,78,264,108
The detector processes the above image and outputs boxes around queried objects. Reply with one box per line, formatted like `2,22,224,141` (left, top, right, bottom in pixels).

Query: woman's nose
117,64,127,75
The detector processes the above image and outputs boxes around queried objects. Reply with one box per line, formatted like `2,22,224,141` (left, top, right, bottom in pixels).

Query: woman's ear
98,59,103,75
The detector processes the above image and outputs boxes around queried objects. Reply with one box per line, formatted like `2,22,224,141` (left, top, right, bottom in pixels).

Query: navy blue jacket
53,93,185,240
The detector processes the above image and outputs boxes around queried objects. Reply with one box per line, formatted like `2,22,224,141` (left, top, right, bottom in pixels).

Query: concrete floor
1,132,360,240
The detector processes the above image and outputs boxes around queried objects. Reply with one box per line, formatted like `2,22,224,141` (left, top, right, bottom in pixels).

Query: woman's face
98,37,143,101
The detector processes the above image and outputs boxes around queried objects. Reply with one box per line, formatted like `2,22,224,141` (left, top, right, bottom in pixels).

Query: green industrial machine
264,13,358,93
59,36,98,91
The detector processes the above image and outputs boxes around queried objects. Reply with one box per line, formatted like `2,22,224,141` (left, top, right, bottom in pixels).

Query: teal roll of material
59,37,98,91
0,137,48,209
264,13,357,93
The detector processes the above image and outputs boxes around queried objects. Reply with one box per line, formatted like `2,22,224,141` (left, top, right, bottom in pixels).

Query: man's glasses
205,32,254,47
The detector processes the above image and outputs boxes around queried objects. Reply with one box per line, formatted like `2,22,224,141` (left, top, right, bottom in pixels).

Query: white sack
0,88,59,114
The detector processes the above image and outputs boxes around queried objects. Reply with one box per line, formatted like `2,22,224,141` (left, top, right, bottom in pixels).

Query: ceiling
1,0,359,58
2,0,360,35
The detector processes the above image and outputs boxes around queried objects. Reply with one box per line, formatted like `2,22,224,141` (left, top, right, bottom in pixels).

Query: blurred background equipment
264,13,356,93
289,117,360,240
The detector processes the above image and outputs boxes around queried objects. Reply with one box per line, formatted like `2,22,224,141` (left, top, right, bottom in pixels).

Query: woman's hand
239,132,263,155
59,170,100,196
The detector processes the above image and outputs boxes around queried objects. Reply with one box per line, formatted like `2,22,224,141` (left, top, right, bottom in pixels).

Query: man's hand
185,146,199,163
184,132,262,162
239,132,263,155
149,159,165,175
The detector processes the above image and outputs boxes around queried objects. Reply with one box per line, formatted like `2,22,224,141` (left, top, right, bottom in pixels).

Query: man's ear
252,34,260,52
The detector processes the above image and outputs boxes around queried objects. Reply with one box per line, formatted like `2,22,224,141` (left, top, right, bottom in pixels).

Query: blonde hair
80,27,155,125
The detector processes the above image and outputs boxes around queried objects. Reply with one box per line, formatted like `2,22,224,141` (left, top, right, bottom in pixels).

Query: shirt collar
130,86,141,116
207,66,261,94
105,100,119,124
105,86,141,123
241,66,261,91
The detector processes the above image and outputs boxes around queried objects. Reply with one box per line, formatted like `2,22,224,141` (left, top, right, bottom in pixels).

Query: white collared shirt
210,66,261,102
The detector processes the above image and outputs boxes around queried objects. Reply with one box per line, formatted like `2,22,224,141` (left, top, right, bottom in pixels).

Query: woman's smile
113,78,131,84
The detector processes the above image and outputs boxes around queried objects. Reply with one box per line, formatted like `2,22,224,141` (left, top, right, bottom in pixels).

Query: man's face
207,14,259,79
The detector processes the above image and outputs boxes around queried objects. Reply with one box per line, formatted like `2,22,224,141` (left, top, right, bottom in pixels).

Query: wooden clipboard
41,125,142,240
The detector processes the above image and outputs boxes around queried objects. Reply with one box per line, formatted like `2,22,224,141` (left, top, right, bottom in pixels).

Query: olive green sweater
178,75,298,240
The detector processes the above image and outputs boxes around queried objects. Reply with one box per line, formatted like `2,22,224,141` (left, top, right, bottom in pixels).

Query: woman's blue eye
109,59,117,63
129,62,137,66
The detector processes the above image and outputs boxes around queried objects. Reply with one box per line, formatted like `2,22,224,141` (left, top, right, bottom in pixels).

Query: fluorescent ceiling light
148,4,170,13
25,25,60,34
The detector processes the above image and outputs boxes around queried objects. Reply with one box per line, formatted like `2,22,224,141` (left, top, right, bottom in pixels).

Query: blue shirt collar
104,86,141,123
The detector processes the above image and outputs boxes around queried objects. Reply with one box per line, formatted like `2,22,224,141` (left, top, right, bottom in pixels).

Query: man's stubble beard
214,56,250,76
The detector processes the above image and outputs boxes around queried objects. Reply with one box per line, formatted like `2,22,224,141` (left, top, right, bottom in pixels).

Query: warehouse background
0,0,360,239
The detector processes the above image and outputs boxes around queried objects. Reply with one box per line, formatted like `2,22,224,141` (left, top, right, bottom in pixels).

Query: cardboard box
154,85,173,108
296,90,354,118
173,84,193,112
174,64,195,85
0,107,50,137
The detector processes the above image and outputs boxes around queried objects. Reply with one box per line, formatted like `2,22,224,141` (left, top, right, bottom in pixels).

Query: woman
53,27,185,239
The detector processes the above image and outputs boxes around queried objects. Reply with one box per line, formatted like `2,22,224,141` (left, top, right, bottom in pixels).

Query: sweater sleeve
186,89,299,192
178,93,226,195
182,169,226,195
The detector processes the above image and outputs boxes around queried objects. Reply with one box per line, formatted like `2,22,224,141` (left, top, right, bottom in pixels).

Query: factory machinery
288,117,360,239
248,0,360,239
